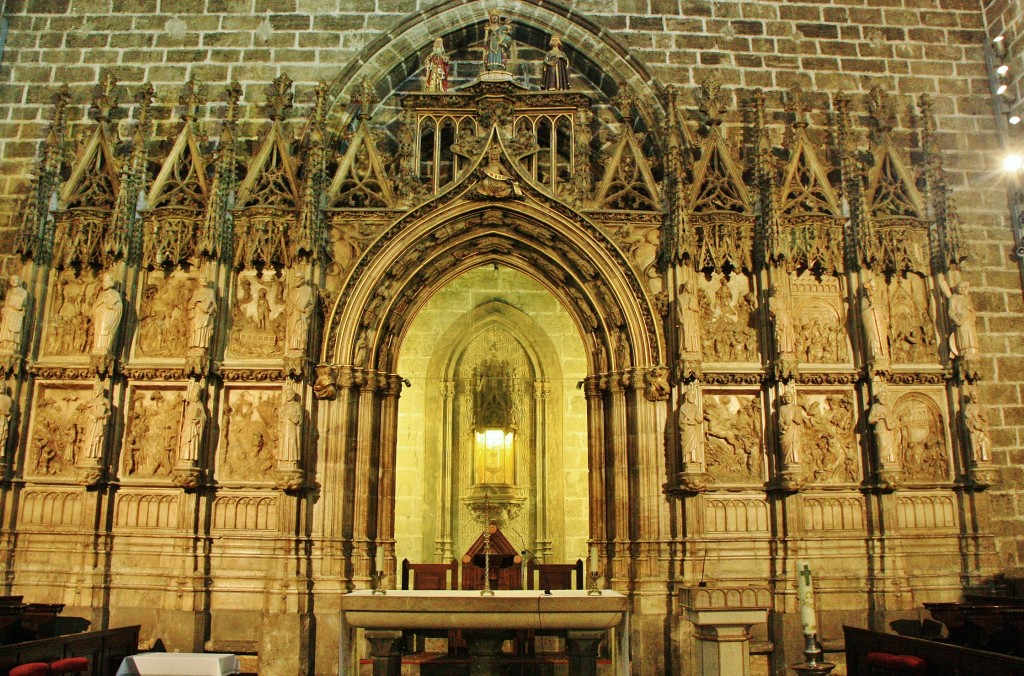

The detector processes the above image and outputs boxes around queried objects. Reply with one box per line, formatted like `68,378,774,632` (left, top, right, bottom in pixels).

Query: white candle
375,547,384,574
796,561,818,635
590,545,599,572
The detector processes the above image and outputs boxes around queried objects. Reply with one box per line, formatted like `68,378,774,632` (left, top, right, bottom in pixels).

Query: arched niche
395,278,589,566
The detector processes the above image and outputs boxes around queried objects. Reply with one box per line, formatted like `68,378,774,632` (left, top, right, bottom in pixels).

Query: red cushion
866,652,899,668
892,654,928,672
9,663,50,676
49,656,89,673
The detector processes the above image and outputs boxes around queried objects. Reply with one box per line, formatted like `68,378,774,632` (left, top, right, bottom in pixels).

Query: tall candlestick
590,544,599,572
796,561,818,635
375,546,384,574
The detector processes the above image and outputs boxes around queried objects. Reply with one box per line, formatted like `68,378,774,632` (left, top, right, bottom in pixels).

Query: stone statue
542,35,570,90
313,365,337,400
860,282,890,365
768,287,795,357
676,282,701,355
474,145,523,199
424,37,450,92
962,388,991,463
644,366,670,402
188,275,217,355
867,390,898,465
777,390,805,466
353,331,369,367
483,11,512,72
0,275,28,356
678,388,703,466
943,281,979,358
615,329,631,370
90,273,122,357
178,387,207,466
279,389,303,468
286,271,314,354
81,384,111,463
0,386,12,452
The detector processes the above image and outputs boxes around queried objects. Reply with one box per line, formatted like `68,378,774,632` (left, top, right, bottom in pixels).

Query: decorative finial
694,76,726,125
179,77,206,122
866,84,897,133
786,84,809,128
355,77,377,121
613,82,638,122
265,72,294,121
91,71,120,122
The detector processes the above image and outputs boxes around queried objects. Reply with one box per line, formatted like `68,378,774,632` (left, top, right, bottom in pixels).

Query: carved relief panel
133,270,196,360
26,383,100,477
695,273,759,365
702,390,765,485
890,390,951,483
41,268,103,359
217,387,279,483
796,389,860,484
225,272,286,360
885,273,939,366
120,385,185,481
114,492,180,530
18,489,82,528
790,273,852,368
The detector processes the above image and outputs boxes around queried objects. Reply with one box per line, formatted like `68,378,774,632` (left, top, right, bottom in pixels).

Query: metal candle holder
370,570,387,595
790,633,835,675
587,570,602,596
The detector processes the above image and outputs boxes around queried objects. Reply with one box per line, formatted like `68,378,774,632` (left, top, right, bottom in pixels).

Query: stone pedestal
686,608,767,676
465,634,507,675
567,630,604,676
365,629,403,676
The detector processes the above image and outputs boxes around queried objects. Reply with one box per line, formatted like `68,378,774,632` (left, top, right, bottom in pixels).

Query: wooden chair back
400,559,459,590
524,560,584,590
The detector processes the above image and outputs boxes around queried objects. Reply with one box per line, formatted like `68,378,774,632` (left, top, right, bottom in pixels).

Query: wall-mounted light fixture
985,33,1024,263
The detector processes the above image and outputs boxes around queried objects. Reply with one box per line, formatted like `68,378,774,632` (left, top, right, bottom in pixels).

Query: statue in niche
704,394,762,481
278,388,303,470
542,35,570,90
867,389,898,466
188,274,217,356
353,331,369,368
286,271,314,355
0,275,28,357
961,387,991,464
804,394,857,483
80,383,111,464
777,389,805,466
178,386,207,467
123,390,180,477
768,287,796,361
47,271,91,355
679,388,704,466
940,280,980,360
424,38,450,92
483,11,512,72
895,395,948,481
615,329,631,370
221,391,277,481
227,274,286,358
860,282,890,368
90,273,122,358
676,282,702,356
0,386,12,452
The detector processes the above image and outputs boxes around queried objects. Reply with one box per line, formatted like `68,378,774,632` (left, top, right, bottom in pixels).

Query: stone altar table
339,589,629,676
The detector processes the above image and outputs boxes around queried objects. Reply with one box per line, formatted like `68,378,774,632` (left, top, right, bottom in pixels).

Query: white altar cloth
114,652,240,675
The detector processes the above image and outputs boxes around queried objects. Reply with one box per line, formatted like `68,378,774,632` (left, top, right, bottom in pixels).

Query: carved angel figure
941,280,979,358
0,387,12,452
768,287,795,357
676,282,702,355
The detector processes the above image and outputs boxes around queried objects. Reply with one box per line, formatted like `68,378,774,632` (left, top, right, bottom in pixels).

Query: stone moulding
679,585,772,611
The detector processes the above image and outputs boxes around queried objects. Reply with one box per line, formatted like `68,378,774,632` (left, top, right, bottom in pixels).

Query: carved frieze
121,386,185,480
790,273,851,367
218,387,281,482
891,391,950,483
797,391,859,484
134,270,199,360
114,493,179,529
226,271,287,360
696,273,759,365
18,490,82,528
887,274,939,366
703,391,764,485
27,383,103,477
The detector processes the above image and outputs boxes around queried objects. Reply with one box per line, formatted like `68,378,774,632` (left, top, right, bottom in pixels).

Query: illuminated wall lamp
994,34,1008,58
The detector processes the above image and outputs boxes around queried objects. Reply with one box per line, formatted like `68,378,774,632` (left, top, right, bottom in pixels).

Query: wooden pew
925,598,1024,655
844,625,1024,675
0,625,140,676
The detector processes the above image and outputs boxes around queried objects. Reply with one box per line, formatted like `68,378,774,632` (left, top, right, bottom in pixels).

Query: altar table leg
365,629,403,676
466,635,504,675
567,630,604,676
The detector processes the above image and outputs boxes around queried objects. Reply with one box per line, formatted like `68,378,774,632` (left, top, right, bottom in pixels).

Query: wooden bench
0,625,140,676
844,625,1024,675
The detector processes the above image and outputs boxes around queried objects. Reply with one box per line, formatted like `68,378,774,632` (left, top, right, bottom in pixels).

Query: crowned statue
542,35,570,90
483,11,513,75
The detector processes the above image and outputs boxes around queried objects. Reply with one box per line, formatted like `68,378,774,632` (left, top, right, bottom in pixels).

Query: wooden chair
400,559,460,654
523,560,584,591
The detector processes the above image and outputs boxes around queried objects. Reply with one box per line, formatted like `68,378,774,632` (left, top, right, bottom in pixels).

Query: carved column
608,375,631,584
534,379,551,559
376,375,403,577
365,630,403,676
634,368,668,583
584,376,607,563
434,379,455,561
352,372,380,578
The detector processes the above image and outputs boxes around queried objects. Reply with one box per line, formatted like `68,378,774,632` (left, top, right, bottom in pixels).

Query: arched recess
323,0,666,142
317,127,669,590
397,292,587,567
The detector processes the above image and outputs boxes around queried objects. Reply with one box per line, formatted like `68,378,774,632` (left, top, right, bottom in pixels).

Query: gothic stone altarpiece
0,15,996,675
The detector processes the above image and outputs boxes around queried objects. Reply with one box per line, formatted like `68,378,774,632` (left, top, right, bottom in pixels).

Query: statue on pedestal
188,275,216,356
424,38,450,92
178,387,207,467
90,273,122,366
860,281,890,371
962,387,991,464
81,383,111,464
868,390,898,466
0,275,28,358
483,11,512,73
542,36,569,90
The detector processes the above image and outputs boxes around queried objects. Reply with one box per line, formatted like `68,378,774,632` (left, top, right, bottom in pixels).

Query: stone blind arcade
0,15,996,675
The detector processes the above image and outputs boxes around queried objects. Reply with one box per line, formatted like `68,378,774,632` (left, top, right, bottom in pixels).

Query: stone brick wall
0,0,1023,639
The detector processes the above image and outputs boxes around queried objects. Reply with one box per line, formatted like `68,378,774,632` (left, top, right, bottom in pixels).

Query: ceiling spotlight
1004,153,1023,172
